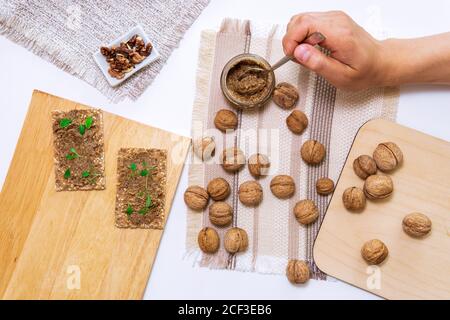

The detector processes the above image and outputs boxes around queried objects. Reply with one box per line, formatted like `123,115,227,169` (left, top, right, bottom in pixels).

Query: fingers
303,32,326,46
293,44,353,86
283,14,315,55
283,11,348,55
282,29,308,56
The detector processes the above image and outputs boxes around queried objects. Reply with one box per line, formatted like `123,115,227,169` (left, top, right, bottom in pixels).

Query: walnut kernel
286,110,308,134
207,177,231,201
342,187,366,211
238,181,263,206
294,200,319,225
353,155,377,179
130,52,145,64
402,212,432,237
361,239,389,265
184,185,209,211
301,140,326,165
286,260,310,284
209,201,233,227
270,175,295,199
273,82,299,109
197,227,220,254
224,227,248,253
364,175,393,200
108,68,125,79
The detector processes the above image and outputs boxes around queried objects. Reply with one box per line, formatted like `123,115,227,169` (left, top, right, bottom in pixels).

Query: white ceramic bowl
93,24,160,87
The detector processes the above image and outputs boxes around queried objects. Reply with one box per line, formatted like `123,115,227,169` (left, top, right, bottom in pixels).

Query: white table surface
1,0,449,300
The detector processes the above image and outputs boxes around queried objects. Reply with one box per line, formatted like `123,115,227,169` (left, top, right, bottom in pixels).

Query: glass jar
220,53,275,110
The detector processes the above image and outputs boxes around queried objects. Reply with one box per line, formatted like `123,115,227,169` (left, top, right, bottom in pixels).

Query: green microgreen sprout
145,194,153,208
81,166,101,184
138,207,149,215
140,165,156,177
79,116,94,135
65,147,80,160
129,162,137,172
64,168,71,179
59,118,72,128
126,161,157,218
126,204,134,215
85,116,93,129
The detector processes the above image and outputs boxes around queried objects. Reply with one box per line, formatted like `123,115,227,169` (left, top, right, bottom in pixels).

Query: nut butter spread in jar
221,54,275,110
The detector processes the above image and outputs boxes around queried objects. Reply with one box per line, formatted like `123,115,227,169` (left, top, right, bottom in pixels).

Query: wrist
376,39,405,86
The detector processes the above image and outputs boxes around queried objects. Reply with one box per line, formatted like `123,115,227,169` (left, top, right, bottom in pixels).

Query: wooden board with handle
0,90,191,299
314,119,450,300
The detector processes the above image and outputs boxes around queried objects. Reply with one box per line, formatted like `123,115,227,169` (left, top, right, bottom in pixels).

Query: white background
0,0,449,299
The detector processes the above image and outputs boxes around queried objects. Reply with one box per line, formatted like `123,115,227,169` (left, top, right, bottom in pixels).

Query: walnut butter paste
225,58,274,106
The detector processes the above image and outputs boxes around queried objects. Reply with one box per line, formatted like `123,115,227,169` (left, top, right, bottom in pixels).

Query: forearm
379,33,450,86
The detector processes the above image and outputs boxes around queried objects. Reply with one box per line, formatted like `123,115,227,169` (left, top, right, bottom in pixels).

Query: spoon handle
271,55,294,72
270,32,326,72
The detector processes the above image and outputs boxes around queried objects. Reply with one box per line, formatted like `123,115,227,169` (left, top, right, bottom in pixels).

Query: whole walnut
364,175,393,200
294,200,319,225
184,185,209,211
214,109,238,132
361,239,389,265
193,136,216,161
238,181,263,206
316,177,334,195
209,201,233,227
221,147,246,172
301,140,326,165
402,212,432,237
248,153,270,178
270,175,295,199
207,177,231,201
342,187,366,211
197,227,220,254
286,260,310,284
224,227,248,253
286,110,308,134
373,142,403,172
353,155,377,179
272,82,299,109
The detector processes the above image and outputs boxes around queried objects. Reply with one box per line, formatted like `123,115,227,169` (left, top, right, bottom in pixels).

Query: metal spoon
238,32,326,80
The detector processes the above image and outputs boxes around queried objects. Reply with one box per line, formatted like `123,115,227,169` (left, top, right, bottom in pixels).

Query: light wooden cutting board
314,119,450,300
0,90,191,299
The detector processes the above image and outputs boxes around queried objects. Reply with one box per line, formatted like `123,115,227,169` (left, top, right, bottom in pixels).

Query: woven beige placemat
186,18,398,279
0,0,209,102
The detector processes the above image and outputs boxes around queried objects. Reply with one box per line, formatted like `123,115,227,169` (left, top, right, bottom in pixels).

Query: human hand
283,11,386,90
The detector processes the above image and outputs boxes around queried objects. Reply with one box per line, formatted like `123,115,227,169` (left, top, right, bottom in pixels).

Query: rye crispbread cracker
52,109,105,191
115,148,167,229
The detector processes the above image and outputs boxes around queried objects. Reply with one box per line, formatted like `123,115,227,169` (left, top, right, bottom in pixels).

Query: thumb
293,44,349,83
